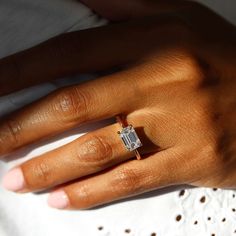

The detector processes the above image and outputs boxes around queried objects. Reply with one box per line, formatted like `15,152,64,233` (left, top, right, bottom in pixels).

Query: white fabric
0,1,236,236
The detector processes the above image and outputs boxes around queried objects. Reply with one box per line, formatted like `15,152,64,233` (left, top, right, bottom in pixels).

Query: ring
116,115,143,160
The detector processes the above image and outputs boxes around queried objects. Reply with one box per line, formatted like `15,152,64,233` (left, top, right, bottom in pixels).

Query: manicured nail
2,167,25,192
48,190,69,209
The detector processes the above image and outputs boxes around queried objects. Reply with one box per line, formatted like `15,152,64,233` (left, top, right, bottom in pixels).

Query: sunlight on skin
0,0,236,209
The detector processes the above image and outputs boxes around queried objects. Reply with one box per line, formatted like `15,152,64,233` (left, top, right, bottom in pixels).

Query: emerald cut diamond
118,125,142,151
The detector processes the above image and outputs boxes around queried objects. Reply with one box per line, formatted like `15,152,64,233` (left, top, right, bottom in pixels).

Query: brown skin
0,0,236,209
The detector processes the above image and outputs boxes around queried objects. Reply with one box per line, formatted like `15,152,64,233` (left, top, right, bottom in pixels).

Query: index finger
0,19,156,96
0,0,193,96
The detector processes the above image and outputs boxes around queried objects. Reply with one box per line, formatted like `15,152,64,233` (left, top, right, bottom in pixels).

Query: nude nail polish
48,190,69,209
2,167,25,192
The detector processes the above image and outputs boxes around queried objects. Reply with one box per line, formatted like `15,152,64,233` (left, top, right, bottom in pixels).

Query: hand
1,1,236,210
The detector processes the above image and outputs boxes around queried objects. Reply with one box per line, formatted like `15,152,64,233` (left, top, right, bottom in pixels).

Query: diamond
118,125,142,151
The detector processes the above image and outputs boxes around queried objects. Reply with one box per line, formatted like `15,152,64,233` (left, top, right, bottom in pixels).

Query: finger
47,148,187,210
80,0,191,21
0,20,153,95
2,120,157,192
0,68,145,156
0,3,193,96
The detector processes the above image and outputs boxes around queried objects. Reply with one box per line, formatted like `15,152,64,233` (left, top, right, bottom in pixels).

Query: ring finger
2,118,159,193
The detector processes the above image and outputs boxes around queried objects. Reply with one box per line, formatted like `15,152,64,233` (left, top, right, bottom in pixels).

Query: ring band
116,115,142,160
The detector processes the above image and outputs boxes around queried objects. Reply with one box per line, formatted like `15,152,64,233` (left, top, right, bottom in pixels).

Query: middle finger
0,71,142,156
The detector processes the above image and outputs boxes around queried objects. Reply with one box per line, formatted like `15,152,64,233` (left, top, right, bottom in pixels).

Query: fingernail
2,167,25,192
48,190,69,209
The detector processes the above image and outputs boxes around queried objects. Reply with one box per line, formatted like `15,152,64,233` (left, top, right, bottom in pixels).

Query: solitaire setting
118,125,142,152
116,115,143,160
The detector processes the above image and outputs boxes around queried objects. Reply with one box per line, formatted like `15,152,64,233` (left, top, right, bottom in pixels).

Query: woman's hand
1,1,236,209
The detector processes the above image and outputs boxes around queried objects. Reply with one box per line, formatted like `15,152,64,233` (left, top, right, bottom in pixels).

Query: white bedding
0,1,236,235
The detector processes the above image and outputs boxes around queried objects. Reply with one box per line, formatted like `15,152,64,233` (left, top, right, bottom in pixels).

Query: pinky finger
47,148,186,210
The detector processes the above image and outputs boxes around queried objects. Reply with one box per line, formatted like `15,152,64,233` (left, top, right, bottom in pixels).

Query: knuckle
190,143,222,178
173,49,208,82
76,134,113,165
4,119,22,147
149,47,208,85
72,184,94,209
51,86,90,123
200,143,218,162
91,135,113,162
112,167,143,194
32,161,53,186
